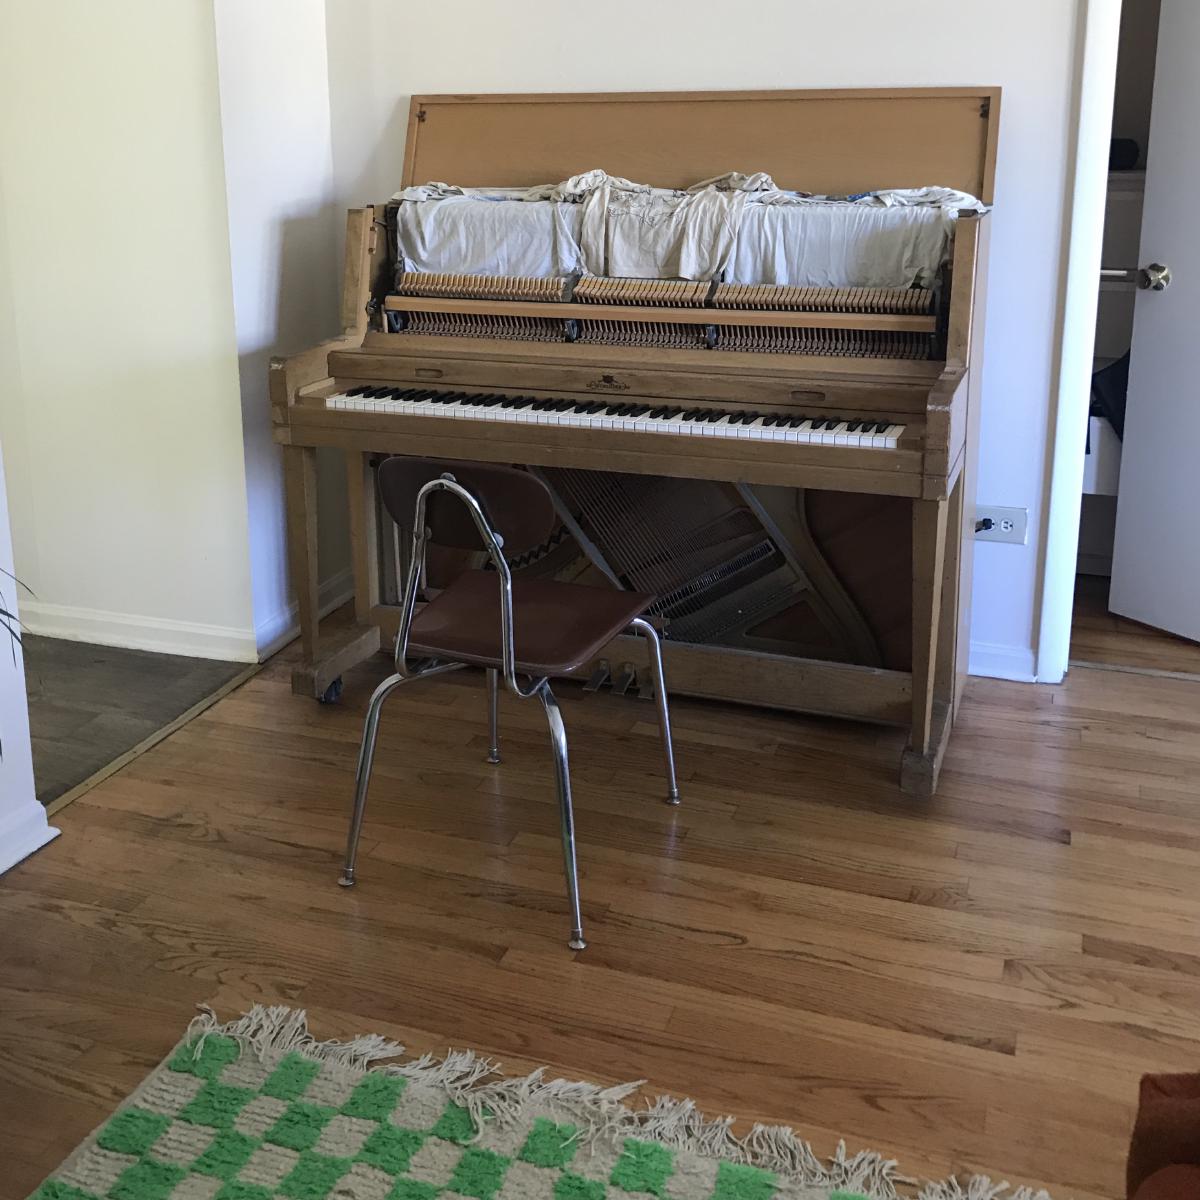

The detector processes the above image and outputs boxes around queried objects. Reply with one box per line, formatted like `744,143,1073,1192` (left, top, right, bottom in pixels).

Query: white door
1109,0,1200,642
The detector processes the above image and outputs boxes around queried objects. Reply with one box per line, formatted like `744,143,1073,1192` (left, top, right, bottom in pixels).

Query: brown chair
338,457,680,950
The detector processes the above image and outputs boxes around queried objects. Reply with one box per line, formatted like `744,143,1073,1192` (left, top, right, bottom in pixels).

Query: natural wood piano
270,87,999,796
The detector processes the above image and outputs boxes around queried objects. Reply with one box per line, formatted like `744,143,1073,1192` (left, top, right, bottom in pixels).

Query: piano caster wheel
318,676,344,705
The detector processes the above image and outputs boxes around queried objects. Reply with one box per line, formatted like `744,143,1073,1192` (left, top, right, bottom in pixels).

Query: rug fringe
189,1005,1053,1200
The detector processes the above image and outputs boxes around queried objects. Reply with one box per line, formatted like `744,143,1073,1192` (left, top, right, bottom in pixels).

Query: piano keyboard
326,386,907,448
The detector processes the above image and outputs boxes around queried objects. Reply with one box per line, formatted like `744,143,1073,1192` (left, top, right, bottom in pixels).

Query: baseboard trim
254,568,356,660
968,640,1038,683
0,803,60,877
20,600,259,662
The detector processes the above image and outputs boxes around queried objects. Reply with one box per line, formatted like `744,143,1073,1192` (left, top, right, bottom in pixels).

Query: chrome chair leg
485,668,501,764
630,617,681,804
537,681,586,951
339,661,463,888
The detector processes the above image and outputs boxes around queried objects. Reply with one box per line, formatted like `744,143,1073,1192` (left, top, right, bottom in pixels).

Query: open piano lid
402,87,1000,204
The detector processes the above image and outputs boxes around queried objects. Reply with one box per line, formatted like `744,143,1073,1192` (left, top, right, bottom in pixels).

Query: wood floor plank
1071,573,1200,675
5,650,1200,1198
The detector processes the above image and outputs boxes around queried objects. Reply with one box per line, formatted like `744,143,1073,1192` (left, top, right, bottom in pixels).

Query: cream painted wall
213,0,352,656
323,0,1086,681
0,2,258,661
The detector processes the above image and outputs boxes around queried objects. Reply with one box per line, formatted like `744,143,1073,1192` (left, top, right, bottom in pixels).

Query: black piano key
788,416,807,427
346,385,369,396
648,407,666,418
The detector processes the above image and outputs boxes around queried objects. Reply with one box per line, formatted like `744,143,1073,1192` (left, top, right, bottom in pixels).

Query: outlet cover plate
975,505,1028,545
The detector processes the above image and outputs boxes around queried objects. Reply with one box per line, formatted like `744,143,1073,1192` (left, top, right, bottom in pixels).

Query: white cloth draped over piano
392,170,988,289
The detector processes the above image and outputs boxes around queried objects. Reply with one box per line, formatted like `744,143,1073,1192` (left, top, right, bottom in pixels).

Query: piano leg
900,496,951,796
284,444,320,665
284,443,380,699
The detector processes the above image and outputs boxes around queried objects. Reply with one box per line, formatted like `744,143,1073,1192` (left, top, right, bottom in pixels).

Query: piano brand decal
586,374,630,393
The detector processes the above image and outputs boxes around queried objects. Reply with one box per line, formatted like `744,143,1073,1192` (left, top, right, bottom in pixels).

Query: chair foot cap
338,872,356,888
666,790,681,806
485,752,501,765
568,936,587,952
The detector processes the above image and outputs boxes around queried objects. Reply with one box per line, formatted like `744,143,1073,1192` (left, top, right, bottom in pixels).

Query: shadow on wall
239,205,351,651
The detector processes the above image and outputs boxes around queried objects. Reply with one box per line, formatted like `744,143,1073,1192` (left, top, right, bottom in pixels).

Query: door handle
1099,263,1173,291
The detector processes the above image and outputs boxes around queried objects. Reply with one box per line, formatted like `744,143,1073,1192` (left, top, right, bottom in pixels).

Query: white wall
0,434,58,870
0,2,258,661
213,0,352,657
1036,0,1122,683
323,0,1088,681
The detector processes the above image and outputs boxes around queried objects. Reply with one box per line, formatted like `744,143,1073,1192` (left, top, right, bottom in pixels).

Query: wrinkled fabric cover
729,204,955,288
392,170,987,288
395,196,585,278
577,179,746,279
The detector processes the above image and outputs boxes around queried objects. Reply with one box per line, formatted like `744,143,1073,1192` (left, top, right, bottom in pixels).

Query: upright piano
270,88,999,796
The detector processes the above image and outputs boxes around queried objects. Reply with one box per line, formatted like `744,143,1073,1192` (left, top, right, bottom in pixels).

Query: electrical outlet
975,505,1028,545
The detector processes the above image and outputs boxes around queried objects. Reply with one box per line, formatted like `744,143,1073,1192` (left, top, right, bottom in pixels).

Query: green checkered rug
29,1007,1048,1200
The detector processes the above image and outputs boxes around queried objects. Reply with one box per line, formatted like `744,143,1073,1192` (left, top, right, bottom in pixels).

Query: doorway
1068,0,1200,677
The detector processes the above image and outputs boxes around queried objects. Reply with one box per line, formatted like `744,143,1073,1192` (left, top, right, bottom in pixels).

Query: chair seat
409,570,656,676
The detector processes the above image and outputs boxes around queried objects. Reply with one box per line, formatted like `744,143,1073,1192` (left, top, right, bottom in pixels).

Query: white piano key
324,391,905,450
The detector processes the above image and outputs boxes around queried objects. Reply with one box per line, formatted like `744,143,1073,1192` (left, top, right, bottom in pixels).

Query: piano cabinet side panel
946,213,983,369
953,212,990,714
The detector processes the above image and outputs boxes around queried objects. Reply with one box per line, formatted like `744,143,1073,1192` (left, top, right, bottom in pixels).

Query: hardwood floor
5,643,1200,1199
1071,573,1200,675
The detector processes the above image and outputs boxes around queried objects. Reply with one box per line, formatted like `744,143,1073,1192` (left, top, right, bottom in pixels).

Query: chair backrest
376,457,557,556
